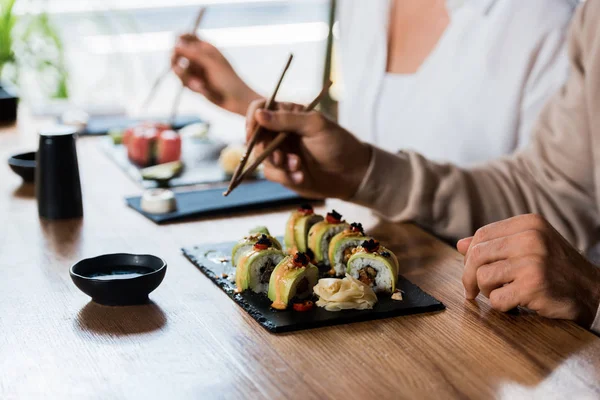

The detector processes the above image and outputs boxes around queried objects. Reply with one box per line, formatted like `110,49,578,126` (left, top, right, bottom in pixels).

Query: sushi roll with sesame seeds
268,252,319,310
231,228,282,267
327,223,372,277
346,239,399,294
307,210,349,267
235,235,285,294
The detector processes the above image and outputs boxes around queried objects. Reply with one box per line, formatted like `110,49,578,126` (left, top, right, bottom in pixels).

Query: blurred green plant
0,0,69,99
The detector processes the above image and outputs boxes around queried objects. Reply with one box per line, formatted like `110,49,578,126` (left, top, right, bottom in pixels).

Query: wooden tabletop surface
2,116,600,400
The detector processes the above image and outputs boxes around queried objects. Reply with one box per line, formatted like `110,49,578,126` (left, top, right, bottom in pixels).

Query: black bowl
70,253,167,306
8,152,36,183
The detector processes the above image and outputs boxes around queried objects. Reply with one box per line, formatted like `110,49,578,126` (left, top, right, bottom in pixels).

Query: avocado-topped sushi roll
347,239,399,294
328,223,372,277
284,204,323,254
307,210,349,266
235,236,285,294
268,252,319,310
231,228,282,267
293,208,323,253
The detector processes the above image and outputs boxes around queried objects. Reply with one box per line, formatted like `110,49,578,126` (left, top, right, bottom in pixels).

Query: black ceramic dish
8,152,36,183
70,254,167,306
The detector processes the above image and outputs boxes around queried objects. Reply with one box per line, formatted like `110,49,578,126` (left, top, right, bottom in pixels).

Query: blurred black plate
126,181,317,224
67,114,203,136
182,241,445,333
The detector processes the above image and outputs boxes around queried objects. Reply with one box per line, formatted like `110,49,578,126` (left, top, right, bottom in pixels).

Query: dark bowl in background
70,253,167,306
8,152,36,183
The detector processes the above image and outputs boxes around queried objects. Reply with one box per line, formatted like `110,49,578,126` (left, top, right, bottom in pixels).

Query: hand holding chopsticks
223,80,332,197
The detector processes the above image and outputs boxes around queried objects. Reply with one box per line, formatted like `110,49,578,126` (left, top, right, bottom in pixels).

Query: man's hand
171,34,262,115
245,99,372,200
457,214,600,326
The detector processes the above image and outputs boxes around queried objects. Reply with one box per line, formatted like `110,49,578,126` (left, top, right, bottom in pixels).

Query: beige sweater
353,0,600,253
351,0,600,331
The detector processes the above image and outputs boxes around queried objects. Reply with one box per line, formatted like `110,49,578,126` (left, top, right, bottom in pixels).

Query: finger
463,230,547,299
488,283,522,313
469,214,549,254
476,258,522,298
172,64,206,92
287,154,301,172
263,165,304,187
178,33,198,44
187,78,204,93
457,237,473,255
271,150,283,168
278,102,297,111
172,64,189,83
254,109,327,137
246,99,267,141
291,103,305,112
174,41,205,65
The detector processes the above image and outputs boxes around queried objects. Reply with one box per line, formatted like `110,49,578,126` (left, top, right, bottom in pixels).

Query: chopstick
169,7,207,127
140,7,206,117
223,54,294,196
140,65,171,112
223,80,332,196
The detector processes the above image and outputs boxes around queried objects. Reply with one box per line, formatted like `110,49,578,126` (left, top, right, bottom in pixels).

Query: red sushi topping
292,252,310,268
293,300,314,312
253,235,272,251
349,222,364,234
326,210,342,224
298,204,314,216
362,239,380,253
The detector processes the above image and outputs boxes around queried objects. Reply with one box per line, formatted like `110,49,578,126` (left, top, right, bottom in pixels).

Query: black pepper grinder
36,126,84,220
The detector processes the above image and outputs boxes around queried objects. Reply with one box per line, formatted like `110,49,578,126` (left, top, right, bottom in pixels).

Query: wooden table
2,116,600,400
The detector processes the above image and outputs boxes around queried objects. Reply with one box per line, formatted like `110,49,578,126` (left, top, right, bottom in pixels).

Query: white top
336,0,578,166
375,74,418,148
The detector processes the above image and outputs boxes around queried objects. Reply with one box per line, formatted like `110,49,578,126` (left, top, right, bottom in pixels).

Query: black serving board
126,181,316,224
69,114,203,136
182,241,445,333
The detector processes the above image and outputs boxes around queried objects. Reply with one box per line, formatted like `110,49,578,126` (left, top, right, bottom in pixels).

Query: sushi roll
231,228,282,267
347,239,399,294
284,204,323,254
268,253,319,310
328,223,372,277
307,210,349,266
235,236,285,294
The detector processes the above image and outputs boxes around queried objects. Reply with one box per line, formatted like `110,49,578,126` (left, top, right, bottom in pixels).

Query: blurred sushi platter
100,119,260,189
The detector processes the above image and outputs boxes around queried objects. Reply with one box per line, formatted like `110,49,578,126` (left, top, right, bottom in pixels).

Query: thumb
255,109,325,137
456,237,473,255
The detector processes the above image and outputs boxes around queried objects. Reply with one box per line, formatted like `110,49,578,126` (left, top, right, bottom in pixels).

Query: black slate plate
182,241,445,333
69,114,203,136
126,181,316,224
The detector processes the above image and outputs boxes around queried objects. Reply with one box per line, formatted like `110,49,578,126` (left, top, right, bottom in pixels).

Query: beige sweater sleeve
351,1,600,252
